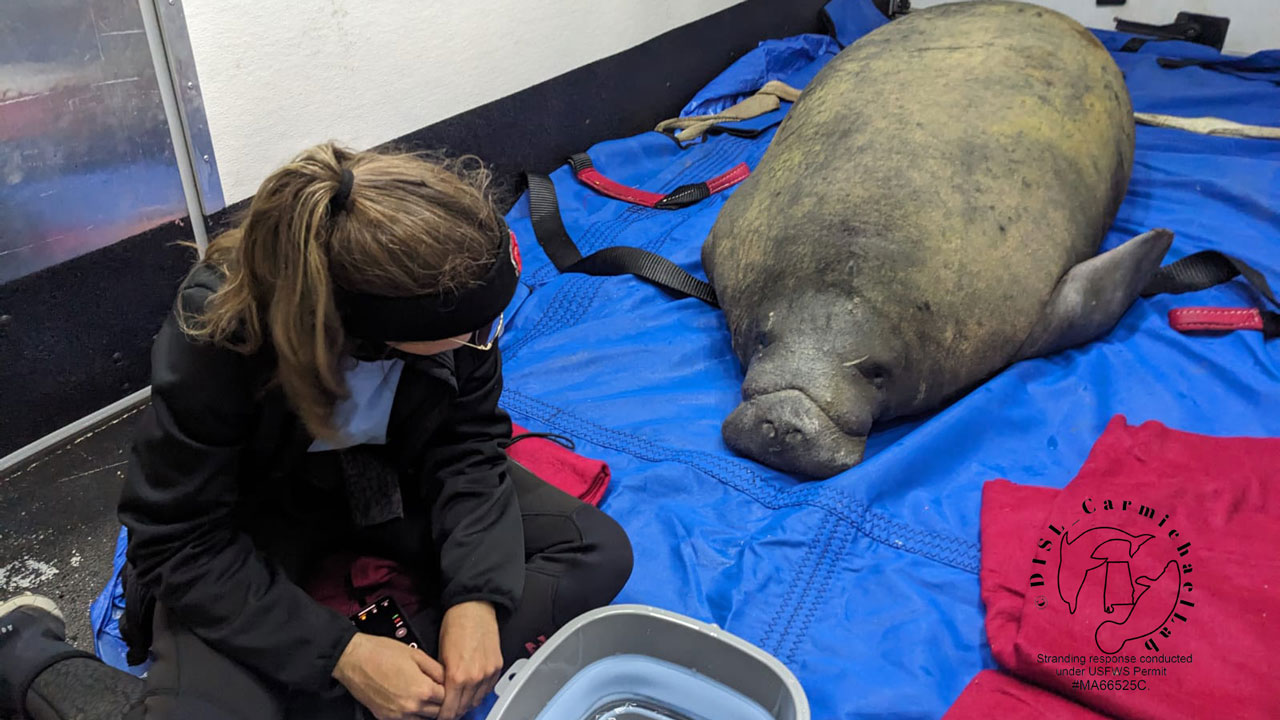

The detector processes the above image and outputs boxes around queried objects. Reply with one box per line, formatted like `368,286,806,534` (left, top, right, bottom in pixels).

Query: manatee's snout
723,389,868,478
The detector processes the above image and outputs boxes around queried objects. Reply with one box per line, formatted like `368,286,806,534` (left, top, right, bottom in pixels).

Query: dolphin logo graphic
1096,560,1181,654
1058,527,1154,614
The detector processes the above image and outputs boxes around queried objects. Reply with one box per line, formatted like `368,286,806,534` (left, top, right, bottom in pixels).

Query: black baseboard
0,220,197,456
0,0,832,456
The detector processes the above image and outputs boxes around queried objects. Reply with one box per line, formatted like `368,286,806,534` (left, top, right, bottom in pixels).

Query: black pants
22,463,632,720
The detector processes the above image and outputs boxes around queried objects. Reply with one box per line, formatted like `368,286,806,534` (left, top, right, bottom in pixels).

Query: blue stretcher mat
92,2,1280,717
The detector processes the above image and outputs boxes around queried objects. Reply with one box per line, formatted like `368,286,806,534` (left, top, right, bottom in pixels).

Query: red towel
948,670,1109,719
508,423,611,506
946,416,1280,720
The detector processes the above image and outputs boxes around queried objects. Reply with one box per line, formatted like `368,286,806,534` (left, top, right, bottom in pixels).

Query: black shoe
0,594,95,719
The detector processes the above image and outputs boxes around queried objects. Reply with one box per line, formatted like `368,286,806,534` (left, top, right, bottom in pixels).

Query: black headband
335,221,522,343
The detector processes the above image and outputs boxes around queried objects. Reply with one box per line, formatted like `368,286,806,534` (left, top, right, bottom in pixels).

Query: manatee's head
705,171,914,478
720,292,904,479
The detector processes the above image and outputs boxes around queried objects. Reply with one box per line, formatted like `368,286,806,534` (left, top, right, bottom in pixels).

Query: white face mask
308,357,406,453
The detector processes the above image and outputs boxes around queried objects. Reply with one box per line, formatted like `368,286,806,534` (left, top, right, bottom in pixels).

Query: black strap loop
525,172,719,307
526,173,583,269
1141,249,1278,308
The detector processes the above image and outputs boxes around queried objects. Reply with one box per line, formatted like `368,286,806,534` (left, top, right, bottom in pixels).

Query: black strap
1119,37,1150,52
1141,250,1278,308
525,172,720,307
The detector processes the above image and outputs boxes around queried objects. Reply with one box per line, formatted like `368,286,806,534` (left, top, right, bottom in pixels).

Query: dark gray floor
0,407,142,651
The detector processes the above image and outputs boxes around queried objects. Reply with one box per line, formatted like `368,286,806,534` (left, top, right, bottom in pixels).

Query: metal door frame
1,0,219,475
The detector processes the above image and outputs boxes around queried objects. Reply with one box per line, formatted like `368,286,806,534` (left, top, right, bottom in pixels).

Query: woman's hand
437,600,504,720
334,633,446,719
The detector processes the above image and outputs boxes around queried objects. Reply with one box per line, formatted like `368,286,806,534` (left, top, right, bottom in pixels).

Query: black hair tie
330,168,355,216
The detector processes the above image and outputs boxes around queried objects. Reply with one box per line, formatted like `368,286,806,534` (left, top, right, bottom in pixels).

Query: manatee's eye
755,329,770,353
861,363,890,390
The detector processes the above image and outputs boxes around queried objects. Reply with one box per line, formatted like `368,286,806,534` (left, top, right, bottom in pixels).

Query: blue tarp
93,2,1280,717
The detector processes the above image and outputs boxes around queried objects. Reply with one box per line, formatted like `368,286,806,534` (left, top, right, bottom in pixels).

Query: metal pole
138,0,210,254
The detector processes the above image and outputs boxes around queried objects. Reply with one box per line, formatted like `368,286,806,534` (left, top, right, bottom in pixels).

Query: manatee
703,1,1172,478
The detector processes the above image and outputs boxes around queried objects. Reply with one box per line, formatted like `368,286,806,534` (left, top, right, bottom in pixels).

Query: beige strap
655,80,804,142
1134,112,1280,140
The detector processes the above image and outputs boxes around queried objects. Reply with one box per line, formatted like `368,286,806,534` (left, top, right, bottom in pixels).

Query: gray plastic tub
485,604,809,720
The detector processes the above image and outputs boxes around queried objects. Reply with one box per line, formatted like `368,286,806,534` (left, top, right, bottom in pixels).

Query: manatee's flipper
1015,229,1174,361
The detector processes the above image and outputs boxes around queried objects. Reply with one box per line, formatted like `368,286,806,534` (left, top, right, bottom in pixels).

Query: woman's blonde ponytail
179,141,504,441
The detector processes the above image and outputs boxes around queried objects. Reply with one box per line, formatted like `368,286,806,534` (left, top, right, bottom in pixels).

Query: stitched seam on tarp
501,275,609,364
768,519,842,658
758,520,835,655
781,521,855,666
501,388,981,574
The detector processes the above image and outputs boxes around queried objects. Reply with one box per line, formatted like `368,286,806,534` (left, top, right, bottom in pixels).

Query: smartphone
350,595,423,650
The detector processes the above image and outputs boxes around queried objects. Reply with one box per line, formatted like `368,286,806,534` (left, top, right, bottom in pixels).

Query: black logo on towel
1029,499,1194,655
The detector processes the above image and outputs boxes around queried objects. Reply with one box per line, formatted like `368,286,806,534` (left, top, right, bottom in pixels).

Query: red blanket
508,423,610,505
946,416,1280,719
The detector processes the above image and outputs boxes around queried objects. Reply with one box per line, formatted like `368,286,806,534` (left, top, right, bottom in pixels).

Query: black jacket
117,265,524,693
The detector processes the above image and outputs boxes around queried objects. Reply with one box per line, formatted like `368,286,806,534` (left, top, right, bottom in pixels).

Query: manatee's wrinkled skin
705,1,1142,478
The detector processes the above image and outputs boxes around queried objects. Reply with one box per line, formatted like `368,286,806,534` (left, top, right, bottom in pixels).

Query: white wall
183,0,743,204
909,0,1277,56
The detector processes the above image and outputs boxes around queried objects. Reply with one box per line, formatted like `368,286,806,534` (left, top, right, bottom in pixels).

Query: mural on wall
0,0,189,285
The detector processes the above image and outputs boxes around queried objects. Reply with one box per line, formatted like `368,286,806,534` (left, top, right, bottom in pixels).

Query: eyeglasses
454,312,505,351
